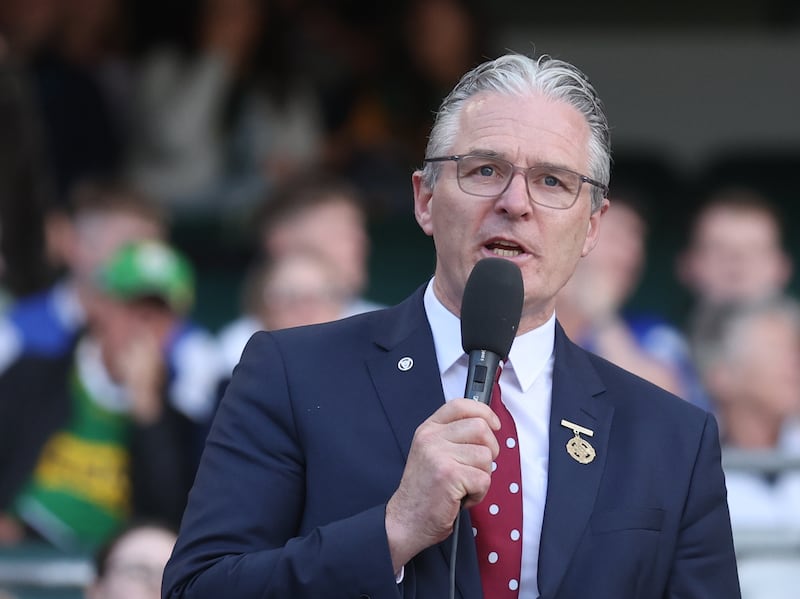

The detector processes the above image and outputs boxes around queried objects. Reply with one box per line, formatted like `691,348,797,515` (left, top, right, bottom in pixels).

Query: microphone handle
464,349,502,405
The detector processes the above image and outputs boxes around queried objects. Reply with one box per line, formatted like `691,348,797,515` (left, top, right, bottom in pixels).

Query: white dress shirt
424,280,554,599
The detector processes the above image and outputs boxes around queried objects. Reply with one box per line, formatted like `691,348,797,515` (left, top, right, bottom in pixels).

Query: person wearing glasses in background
163,53,739,598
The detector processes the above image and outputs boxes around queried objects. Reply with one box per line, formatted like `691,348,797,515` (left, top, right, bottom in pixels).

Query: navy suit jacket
162,286,740,598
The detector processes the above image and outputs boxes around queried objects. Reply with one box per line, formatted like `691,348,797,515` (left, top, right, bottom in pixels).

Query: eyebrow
464,149,579,172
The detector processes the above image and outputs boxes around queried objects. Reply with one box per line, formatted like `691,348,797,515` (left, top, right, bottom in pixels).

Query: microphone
461,258,524,405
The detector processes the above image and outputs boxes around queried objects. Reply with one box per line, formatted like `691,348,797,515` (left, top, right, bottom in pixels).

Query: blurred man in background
692,296,800,599
677,188,793,309
217,173,379,373
0,239,219,549
85,522,177,599
557,193,687,397
0,180,165,376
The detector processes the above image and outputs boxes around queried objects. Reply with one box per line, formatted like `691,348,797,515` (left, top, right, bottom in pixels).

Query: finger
458,464,494,508
439,418,500,457
449,441,496,473
430,398,501,430
414,416,500,460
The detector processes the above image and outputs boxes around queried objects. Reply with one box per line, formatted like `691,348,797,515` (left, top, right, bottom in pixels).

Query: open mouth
486,240,524,258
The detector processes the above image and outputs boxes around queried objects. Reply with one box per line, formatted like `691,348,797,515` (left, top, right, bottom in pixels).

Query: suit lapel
365,287,482,599
366,287,445,461
537,323,613,599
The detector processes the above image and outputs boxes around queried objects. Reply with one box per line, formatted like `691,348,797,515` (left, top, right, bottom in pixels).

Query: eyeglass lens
456,155,582,208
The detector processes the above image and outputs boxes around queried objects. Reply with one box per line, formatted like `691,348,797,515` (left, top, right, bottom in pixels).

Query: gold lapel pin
560,419,596,465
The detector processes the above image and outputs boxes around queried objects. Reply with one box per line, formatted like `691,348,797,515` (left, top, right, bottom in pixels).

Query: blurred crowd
0,0,799,597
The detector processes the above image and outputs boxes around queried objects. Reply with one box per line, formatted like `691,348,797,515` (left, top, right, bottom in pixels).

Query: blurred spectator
85,521,177,599
557,193,693,399
217,174,380,372
1,0,133,201
677,187,793,308
89,239,223,429
397,0,489,160
693,296,800,530
0,240,218,550
692,295,800,599
253,250,350,332
0,0,61,61
126,0,322,217
0,180,165,376
218,249,348,376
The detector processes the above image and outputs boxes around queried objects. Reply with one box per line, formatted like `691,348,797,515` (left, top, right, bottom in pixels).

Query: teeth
492,248,522,257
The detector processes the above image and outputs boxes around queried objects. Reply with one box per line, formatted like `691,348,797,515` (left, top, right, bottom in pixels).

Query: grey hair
421,53,611,212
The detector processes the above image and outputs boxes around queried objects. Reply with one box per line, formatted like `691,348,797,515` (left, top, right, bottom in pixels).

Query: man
692,296,800,531
0,240,217,549
0,180,165,376
217,173,379,373
691,296,800,599
557,193,685,396
163,53,739,598
677,188,792,308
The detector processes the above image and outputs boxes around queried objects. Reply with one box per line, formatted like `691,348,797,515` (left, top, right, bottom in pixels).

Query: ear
580,198,610,257
412,171,434,237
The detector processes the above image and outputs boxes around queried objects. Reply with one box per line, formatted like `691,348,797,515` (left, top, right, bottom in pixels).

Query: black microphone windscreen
460,258,524,359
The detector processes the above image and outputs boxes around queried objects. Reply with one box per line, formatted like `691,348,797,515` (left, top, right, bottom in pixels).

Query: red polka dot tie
469,367,523,597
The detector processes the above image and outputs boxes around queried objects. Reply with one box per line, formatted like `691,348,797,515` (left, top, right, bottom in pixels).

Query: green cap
96,240,194,314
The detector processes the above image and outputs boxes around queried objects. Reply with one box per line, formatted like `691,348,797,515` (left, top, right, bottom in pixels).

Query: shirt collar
423,278,556,392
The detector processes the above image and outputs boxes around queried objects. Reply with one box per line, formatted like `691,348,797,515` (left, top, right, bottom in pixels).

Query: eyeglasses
423,154,608,210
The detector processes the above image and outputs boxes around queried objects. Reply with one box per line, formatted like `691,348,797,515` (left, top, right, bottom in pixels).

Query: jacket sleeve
161,331,402,599
664,412,741,598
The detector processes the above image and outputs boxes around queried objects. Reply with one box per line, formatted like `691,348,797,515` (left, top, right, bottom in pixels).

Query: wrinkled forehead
453,91,592,169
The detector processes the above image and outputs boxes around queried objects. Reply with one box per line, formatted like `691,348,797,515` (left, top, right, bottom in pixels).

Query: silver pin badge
560,419,596,464
397,357,414,371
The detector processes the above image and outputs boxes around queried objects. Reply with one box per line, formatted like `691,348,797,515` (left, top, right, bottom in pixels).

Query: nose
495,169,531,217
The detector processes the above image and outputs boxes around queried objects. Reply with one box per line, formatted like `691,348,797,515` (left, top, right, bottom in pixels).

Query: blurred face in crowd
265,197,369,298
259,252,347,331
413,91,607,333
406,0,475,86
47,209,163,284
86,293,163,383
708,309,800,424
680,204,791,304
86,526,176,599
563,200,646,312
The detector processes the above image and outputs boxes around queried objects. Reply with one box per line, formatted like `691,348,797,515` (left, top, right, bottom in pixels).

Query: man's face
85,293,140,382
260,254,347,331
413,91,607,332
682,206,790,304
265,198,368,296
719,312,800,420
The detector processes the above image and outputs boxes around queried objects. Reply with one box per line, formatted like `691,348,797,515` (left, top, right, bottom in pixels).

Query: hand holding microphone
385,259,523,572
